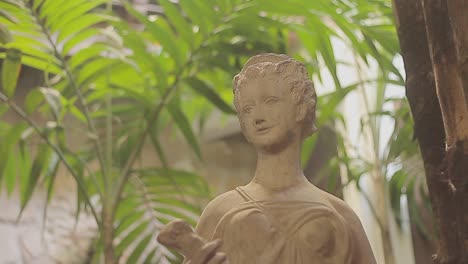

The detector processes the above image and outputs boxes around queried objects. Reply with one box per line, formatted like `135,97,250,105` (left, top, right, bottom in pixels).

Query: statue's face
237,77,301,150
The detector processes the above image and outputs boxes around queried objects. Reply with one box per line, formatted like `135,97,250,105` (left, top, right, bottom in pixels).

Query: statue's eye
265,97,278,105
243,106,253,114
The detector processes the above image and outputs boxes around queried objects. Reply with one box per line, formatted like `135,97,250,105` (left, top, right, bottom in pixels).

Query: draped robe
210,187,354,264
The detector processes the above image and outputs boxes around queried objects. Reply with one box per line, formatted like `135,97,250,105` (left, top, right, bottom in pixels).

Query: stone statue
158,53,377,264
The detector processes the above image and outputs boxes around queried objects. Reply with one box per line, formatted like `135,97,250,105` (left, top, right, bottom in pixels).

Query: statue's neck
252,139,307,191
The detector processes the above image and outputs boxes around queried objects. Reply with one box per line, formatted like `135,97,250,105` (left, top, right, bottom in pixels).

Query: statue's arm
341,207,377,264
195,191,234,239
195,209,217,241
321,190,377,264
184,190,239,264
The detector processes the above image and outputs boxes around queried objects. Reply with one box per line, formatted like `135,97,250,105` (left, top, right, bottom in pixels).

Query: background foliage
0,0,426,263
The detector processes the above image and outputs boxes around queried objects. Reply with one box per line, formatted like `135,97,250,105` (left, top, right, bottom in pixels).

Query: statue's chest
216,201,349,264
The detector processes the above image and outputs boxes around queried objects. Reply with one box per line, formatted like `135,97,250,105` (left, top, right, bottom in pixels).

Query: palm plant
0,0,416,263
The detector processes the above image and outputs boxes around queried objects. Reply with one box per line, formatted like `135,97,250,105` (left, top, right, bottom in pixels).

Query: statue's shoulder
319,191,365,234
195,189,245,240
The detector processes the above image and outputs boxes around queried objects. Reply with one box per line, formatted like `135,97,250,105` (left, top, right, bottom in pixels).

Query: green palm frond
110,168,210,263
0,0,121,228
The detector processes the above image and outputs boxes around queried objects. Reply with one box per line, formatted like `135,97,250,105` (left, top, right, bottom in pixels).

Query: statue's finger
191,239,222,264
207,252,227,264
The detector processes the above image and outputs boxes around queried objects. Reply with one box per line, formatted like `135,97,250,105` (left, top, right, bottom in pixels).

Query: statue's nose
255,118,266,126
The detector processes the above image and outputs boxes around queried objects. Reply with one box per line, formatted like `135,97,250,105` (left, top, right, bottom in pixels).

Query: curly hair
233,53,317,138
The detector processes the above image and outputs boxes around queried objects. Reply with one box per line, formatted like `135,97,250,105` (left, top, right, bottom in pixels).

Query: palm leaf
166,100,202,160
158,0,193,45
123,2,187,68
109,168,210,263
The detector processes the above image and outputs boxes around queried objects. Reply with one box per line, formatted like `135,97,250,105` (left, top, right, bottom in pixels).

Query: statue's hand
185,239,228,264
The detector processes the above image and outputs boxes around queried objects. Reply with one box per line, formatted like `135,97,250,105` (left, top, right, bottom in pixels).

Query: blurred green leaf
142,249,157,264
0,9,17,23
19,144,50,218
123,2,185,67
317,84,356,125
24,89,44,114
0,24,13,44
46,0,109,31
0,104,8,117
301,136,318,166
0,144,10,186
17,140,31,201
166,101,202,159
178,0,210,35
6,122,28,149
2,48,22,97
126,234,152,264
159,0,193,45
0,0,22,9
10,54,61,74
45,152,60,202
148,122,169,168
4,148,17,196
61,27,100,56
186,77,236,115
57,13,116,43
138,168,210,197
116,220,150,256
39,87,62,120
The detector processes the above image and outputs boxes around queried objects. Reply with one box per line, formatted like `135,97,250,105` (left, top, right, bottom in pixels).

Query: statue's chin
250,133,295,154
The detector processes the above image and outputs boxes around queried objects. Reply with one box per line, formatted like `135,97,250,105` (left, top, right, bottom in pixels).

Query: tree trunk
392,0,468,263
446,0,468,103
420,0,468,263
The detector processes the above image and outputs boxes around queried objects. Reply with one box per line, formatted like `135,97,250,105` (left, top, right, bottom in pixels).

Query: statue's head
233,53,317,150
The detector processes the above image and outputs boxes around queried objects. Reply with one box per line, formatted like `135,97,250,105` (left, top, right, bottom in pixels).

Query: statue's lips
256,127,272,134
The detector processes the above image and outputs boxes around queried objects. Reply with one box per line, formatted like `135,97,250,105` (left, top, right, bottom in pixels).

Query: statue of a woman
158,54,377,264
